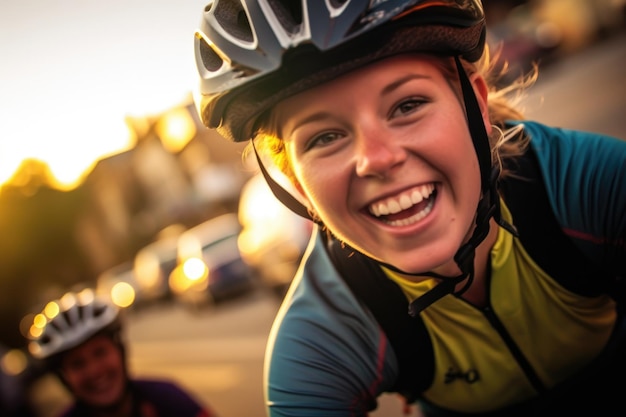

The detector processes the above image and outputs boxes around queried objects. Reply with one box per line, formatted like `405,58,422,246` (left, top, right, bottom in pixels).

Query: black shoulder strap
499,144,614,297
324,235,433,400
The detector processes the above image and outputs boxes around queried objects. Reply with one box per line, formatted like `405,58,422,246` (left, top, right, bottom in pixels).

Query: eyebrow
286,111,333,134
382,73,431,96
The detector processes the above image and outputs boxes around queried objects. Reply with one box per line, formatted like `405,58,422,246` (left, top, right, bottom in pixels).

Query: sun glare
1,111,136,191
0,1,202,192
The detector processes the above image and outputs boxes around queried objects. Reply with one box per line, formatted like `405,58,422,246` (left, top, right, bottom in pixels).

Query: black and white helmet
28,289,121,360
194,0,486,143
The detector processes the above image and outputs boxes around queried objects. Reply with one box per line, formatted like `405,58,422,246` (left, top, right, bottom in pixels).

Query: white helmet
28,289,121,360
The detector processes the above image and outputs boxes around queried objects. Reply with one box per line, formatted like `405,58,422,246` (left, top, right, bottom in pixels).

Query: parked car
237,173,313,298
133,234,179,304
169,213,255,308
97,230,182,309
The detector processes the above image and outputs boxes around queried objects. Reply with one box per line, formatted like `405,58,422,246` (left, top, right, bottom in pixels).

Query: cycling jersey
264,121,626,416
59,379,213,417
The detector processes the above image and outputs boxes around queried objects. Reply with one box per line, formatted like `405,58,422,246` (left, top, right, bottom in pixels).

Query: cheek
294,158,347,215
426,115,482,198
62,369,82,388
443,137,480,176
449,141,481,197
450,146,482,217
435,108,479,162
62,366,100,395
102,349,125,373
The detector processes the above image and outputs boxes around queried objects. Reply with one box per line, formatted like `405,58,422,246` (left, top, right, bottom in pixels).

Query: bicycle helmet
28,289,121,361
195,0,486,143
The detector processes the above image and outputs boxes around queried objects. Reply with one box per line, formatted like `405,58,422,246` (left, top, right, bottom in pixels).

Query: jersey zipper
481,304,547,394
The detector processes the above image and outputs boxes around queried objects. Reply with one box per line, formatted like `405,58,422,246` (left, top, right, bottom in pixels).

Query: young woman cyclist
28,289,216,417
193,0,626,415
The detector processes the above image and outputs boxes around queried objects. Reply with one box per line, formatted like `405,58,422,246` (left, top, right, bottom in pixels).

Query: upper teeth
369,183,435,217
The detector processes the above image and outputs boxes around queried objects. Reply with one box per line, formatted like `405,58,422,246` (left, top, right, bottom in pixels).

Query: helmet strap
252,141,318,222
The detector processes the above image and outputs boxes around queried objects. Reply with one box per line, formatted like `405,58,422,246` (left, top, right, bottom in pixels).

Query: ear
469,74,491,133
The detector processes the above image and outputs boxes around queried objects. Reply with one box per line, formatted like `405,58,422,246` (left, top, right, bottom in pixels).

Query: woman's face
60,334,127,409
275,54,490,275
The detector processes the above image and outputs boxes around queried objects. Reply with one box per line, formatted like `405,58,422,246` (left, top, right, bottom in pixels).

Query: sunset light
0,1,207,190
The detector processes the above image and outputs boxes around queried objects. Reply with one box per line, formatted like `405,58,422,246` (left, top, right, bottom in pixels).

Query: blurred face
60,334,127,409
275,54,490,275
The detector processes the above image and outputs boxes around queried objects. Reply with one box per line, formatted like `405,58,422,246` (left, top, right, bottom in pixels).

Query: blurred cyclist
192,0,626,416
28,289,216,417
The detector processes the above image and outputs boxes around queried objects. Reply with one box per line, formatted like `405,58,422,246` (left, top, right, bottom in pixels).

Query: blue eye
305,131,343,151
391,98,426,118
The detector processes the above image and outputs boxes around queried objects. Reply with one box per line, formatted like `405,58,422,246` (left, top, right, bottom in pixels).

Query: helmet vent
266,0,303,35
328,0,349,8
213,0,254,42
93,304,107,319
49,318,63,333
199,40,224,71
62,309,74,326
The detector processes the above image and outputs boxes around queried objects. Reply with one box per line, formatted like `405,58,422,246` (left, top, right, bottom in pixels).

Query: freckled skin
60,334,128,410
276,54,492,277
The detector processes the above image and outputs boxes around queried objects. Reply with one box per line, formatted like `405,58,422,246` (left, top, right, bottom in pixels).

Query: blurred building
77,100,251,281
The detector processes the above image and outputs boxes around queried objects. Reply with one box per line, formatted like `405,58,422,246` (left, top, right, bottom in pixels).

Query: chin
92,386,126,409
380,247,460,276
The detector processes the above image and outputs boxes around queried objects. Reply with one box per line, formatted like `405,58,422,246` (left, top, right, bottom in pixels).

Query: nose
354,125,407,178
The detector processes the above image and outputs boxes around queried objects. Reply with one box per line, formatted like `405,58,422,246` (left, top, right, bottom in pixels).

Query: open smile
367,183,436,226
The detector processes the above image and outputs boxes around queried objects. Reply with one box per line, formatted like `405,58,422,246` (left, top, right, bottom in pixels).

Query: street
127,291,278,417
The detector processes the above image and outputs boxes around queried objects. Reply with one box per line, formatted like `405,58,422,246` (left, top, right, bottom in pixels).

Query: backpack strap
499,143,614,297
324,235,434,400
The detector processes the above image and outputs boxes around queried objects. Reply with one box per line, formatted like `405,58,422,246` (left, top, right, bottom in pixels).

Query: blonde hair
247,43,538,184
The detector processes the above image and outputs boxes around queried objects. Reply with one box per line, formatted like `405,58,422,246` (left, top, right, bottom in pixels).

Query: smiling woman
0,0,208,190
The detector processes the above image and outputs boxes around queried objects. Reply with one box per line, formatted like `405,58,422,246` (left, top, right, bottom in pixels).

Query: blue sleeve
519,121,626,276
265,230,398,417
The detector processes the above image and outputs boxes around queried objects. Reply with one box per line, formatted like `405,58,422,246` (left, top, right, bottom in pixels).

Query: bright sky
0,0,207,188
